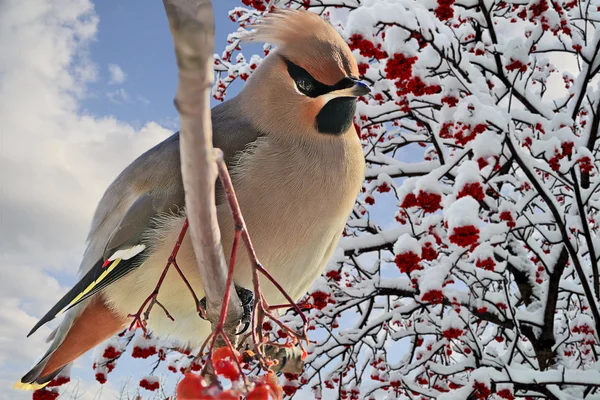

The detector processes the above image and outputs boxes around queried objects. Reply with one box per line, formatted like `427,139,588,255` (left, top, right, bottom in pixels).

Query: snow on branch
212,1,600,399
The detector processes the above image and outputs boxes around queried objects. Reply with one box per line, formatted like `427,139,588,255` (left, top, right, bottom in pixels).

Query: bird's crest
245,9,336,46
244,9,357,84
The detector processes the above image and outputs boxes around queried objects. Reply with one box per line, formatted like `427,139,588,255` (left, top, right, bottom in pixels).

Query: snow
419,263,449,293
384,26,413,56
445,197,480,231
339,227,410,255
415,171,443,193
455,160,482,188
471,131,502,160
393,233,421,255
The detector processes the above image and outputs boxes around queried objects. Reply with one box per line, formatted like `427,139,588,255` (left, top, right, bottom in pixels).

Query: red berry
176,373,206,400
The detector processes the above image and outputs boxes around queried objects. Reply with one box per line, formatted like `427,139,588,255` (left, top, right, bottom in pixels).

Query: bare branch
163,0,243,337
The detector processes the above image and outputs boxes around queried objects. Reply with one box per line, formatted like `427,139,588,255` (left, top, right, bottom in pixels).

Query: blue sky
82,0,242,126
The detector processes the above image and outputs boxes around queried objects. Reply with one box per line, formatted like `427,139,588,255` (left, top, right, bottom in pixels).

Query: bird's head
240,10,370,140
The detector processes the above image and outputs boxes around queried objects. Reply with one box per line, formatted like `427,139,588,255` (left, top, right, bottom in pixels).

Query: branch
506,134,600,336
163,0,243,338
537,246,568,370
571,168,599,298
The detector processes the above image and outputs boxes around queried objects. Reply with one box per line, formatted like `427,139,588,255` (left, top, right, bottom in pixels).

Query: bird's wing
19,99,265,389
30,98,262,336
28,193,181,337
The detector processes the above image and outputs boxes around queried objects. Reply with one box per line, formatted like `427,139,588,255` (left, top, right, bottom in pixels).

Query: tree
36,0,600,399
214,0,600,398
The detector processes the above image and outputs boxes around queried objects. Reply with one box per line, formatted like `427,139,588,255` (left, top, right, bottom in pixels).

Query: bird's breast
219,135,364,302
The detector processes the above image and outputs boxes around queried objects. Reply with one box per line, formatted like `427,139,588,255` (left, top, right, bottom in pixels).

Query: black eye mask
282,57,356,98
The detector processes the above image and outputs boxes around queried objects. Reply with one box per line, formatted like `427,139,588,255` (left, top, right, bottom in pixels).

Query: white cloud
0,0,171,396
136,94,150,105
107,63,126,85
107,87,131,104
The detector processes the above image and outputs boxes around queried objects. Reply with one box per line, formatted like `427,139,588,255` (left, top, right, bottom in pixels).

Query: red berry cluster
282,385,298,396
448,382,463,389
497,388,516,400
454,123,488,146
578,156,593,173
32,389,59,400
449,225,480,247
422,289,445,304
348,34,388,60
416,190,442,213
434,0,455,20
442,327,463,339
46,376,70,387
95,372,107,384
179,365,282,399
385,53,417,81
421,242,438,261
131,345,157,359
457,182,485,201
357,63,369,76
572,324,594,335
102,345,121,359
439,121,454,139
472,381,492,399
499,211,516,228
377,181,391,193
394,251,422,274
529,0,549,17
506,59,527,73
548,141,574,171
476,257,495,271
326,269,342,281
441,95,459,107
400,192,418,208
241,0,266,11
213,347,242,381
311,290,332,310
396,76,441,97
139,378,160,391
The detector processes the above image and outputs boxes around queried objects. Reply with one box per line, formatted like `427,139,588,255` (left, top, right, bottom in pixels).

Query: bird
16,9,367,390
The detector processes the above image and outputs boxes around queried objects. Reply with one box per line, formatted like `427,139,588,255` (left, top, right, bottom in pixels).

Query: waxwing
16,9,368,390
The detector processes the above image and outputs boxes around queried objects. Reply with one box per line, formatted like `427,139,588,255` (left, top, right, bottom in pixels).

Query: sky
0,0,249,398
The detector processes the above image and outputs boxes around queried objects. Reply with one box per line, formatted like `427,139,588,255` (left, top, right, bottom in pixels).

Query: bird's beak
322,80,371,102
350,80,371,96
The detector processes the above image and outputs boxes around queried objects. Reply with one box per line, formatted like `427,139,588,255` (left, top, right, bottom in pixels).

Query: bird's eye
296,78,313,94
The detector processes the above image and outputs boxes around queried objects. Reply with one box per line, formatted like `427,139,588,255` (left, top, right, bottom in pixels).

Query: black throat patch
316,97,356,136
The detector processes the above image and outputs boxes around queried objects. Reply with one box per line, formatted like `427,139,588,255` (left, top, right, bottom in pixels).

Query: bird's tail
15,296,127,391
14,364,66,391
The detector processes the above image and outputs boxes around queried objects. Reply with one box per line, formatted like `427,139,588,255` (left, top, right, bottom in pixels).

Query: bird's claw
198,285,254,335
235,285,254,335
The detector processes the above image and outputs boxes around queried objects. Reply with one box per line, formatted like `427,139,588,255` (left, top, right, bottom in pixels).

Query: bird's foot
198,285,254,335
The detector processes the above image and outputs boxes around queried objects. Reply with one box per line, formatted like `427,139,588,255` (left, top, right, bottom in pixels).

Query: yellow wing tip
56,258,123,317
13,380,49,391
